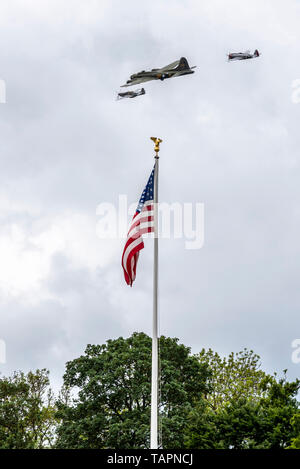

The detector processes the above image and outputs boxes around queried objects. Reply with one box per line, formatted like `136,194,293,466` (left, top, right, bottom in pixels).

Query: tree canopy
0,334,299,449
0,369,56,449
184,351,300,449
184,376,300,449
55,332,210,449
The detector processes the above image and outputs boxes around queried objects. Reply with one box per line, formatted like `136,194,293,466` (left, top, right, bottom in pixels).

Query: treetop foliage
0,333,299,449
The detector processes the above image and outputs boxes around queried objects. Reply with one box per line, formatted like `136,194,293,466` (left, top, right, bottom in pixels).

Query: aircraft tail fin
254,49,260,57
176,57,190,71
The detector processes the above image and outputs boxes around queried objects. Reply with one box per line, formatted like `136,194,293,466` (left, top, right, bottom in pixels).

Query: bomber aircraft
228,50,260,61
121,57,196,87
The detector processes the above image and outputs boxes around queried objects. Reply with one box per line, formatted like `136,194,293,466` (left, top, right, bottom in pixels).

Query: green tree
288,412,300,449
184,370,300,449
55,332,210,449
0,369,57,449
197,348,270,410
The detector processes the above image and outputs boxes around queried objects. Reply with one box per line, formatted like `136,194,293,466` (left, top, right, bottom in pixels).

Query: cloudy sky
0,0,300,391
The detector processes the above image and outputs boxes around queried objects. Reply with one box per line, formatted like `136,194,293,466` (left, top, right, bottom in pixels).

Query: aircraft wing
158,60,180,72
121,76,153,87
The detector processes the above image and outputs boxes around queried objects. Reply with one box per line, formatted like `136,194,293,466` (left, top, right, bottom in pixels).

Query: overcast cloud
0,0,300,391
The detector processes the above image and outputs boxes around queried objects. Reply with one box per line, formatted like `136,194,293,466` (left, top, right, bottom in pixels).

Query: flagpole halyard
150,137,162,449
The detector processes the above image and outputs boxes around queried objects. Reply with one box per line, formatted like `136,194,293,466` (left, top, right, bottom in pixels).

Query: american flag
122,165,155,286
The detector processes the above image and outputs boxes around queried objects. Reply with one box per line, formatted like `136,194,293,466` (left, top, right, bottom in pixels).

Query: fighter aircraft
228,50,260,61
121,57,196,87
117,88,146,100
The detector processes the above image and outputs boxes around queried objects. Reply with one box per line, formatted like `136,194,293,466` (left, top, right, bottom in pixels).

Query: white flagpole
150,137,162,450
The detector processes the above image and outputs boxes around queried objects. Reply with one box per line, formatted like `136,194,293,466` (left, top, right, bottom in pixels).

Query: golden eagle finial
151,137,163,156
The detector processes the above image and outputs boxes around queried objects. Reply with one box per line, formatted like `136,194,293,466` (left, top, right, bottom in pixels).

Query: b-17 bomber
121,57,196,87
